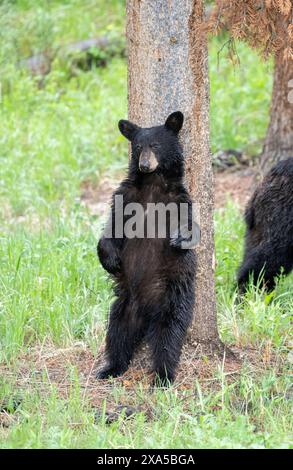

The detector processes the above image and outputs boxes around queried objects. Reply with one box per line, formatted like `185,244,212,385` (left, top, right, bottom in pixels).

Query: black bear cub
97,112,197,386
237,157,293,292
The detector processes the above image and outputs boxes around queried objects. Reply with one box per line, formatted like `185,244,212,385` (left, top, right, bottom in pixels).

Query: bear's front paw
103,253,121,275
170,231,199,249
97,239,122,275
170,223,200,249
170,235,185,249
170,234,195,250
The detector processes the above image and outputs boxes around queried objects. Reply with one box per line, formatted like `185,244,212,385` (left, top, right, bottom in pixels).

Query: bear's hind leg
237,242,291,293
97,296,144,380
237,252,264,293
147,285,193,387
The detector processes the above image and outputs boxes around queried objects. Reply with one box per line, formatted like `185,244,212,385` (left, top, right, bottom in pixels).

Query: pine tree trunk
126,0,223,353
260,55,293,176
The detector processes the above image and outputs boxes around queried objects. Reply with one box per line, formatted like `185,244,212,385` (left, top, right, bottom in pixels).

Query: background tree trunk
126,0,223,353
260,55,293,176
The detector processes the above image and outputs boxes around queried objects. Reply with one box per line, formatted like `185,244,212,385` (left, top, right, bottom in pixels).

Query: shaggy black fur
237,157,293,292
97,112,197,386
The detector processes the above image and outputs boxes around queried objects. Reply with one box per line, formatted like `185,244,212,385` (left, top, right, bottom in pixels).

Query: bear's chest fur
120,175,182,300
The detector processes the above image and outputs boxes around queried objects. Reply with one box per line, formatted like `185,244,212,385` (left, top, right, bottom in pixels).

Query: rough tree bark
126,0,223,353
260,56,293,176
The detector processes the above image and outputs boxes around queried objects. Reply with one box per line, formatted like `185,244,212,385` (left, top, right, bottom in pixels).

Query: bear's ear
118,120,139,141
165,111,184,133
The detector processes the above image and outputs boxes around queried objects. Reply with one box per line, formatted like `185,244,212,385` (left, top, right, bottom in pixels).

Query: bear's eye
150,143,160,150
135,144,142,152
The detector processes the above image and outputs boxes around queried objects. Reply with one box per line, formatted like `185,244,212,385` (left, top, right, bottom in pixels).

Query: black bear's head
118,111,184,178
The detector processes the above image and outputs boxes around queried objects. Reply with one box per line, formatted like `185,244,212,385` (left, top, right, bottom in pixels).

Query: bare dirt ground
214,168,255,209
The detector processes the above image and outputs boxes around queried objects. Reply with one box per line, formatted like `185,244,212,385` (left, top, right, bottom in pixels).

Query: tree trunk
126,0,222,353
260,55,293,176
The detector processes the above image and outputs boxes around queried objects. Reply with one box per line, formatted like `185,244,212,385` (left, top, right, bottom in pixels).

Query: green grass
0,59,127,218
210,36,273,155
0,0,124,61
0,0,292,449
1,371,292,449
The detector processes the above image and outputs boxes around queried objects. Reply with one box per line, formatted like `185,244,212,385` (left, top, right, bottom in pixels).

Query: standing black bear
97,112,197,386
237,157,293,292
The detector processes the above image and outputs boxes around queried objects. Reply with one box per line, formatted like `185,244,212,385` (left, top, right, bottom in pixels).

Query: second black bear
97,112,197,386
237,157,293,292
